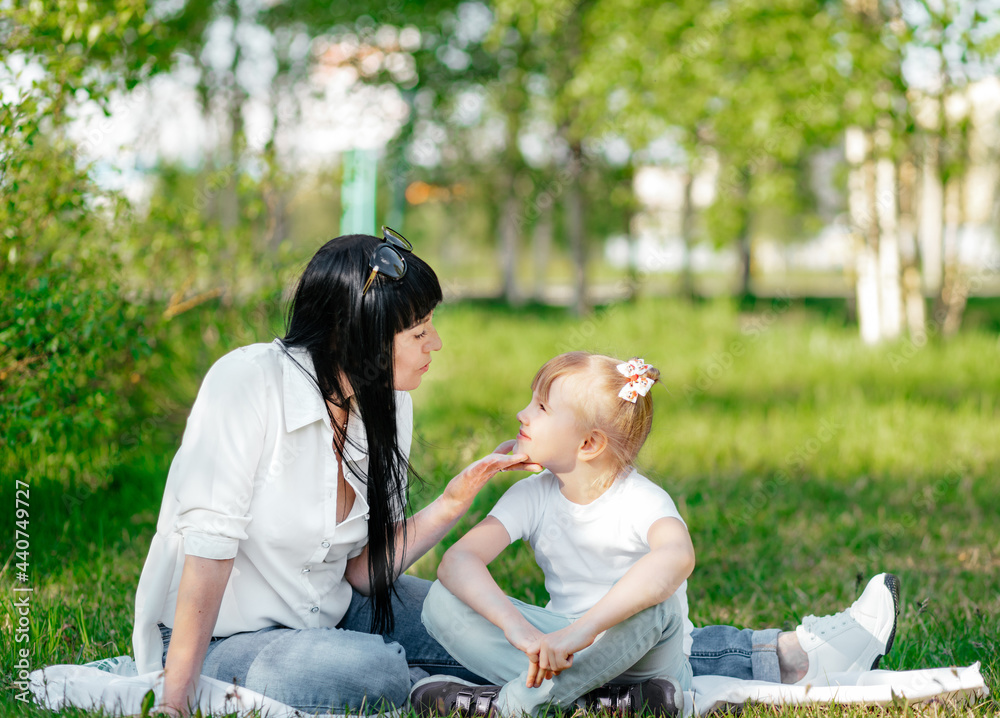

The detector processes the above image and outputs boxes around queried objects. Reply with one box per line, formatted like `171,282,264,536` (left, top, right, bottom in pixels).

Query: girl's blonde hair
531,351,660,482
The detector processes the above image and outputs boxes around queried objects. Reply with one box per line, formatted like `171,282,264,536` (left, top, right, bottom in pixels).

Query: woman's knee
243,629,411,711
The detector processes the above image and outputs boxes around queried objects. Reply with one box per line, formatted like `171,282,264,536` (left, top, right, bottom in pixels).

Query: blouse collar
274,340,370,465
276,340,330,433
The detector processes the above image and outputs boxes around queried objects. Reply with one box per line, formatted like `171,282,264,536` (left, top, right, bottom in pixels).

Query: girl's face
393,311,442,391
514,376,589,473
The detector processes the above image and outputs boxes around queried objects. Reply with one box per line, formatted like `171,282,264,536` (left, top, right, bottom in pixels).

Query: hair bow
616,358,654,403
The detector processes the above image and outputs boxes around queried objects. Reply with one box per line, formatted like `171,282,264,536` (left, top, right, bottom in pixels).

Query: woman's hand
375,443,541,581
157,556,234,717
441,440,542,510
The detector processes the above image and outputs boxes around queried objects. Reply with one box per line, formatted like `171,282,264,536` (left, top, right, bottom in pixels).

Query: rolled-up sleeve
170,352,268,559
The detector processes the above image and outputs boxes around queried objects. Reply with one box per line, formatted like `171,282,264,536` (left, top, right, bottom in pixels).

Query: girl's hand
503,617,545,656
528,622,599,688
442,440,543,509
502,618,558,688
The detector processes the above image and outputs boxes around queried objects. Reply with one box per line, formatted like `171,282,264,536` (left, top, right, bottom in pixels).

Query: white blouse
132,339,412,674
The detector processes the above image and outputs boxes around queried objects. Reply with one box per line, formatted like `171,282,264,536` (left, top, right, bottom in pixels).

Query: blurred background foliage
1,2,998,707
1,0,999,491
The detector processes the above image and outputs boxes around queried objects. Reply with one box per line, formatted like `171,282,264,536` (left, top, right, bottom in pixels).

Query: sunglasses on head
362,226,414,296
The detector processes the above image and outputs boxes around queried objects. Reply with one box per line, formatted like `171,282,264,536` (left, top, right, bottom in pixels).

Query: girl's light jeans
157,575,781,713
421,580,693,717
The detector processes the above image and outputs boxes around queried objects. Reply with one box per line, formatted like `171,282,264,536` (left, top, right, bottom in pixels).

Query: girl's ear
579,430,609,462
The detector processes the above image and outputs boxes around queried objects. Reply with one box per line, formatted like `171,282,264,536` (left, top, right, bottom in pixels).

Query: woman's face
393,311,442,391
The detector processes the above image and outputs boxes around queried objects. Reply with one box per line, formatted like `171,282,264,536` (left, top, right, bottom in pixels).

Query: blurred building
613,76,1000,295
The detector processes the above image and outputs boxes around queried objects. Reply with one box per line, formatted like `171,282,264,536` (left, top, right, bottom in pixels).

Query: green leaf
140,687,155,717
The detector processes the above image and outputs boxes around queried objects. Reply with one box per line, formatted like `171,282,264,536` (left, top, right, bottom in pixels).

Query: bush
1,100,151,488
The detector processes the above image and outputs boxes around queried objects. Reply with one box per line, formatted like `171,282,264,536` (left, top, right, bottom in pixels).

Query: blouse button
321,540,330,548
301,567,311,574
310,606,319,613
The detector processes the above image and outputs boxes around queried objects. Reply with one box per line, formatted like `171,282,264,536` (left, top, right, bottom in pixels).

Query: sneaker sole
410,675,495,717
411,675,481,694
870,573,900,670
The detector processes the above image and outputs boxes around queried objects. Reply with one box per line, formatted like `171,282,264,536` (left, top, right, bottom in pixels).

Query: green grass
3,296,998,715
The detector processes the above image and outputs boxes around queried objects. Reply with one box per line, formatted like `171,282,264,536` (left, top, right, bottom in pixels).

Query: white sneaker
794,573,901,686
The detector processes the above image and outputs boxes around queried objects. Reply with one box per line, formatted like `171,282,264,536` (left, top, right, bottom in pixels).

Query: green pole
341,148,378,235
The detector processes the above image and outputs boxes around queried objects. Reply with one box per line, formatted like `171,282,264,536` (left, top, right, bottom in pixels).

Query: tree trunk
222,0,244,234
499,184,522,306
897,159,926,335
565,143,588,316
679,170,697,301
498,102,524,306
730,168,753,300
919,134,944,296
939,177,967,337
847,126,881,344
220,0,246,306
533,201,553,302
874,130,902,339
736,218,752,299
262,79,288,255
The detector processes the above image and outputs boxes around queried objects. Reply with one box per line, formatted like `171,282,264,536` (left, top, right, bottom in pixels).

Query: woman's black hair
280,233,442,634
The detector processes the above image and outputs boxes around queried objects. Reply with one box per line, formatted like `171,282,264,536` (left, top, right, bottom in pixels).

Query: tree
904,0,1000,336
0,0,198,485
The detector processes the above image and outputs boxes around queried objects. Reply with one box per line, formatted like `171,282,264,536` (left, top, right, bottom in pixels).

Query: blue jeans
422,581,693,717
159,575,481,713
689,625,781,682
159,575,780,713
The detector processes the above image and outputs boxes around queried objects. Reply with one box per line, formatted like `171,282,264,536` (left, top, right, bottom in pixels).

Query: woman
134,231,539,714
133,230,899,716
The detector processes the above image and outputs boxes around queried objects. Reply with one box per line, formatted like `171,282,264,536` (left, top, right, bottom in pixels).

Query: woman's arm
344,440,540,592
159,556,235,715
529,517,695,686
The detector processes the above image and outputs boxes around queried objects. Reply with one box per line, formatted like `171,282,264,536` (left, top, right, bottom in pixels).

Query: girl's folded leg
499,593,690,717
421,579,571,687
340,574,486,683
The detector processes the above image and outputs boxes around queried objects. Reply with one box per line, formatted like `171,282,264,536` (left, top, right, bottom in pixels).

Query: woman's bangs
388,254,443,332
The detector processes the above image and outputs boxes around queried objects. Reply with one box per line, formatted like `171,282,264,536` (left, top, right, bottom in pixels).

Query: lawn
3,296,997,716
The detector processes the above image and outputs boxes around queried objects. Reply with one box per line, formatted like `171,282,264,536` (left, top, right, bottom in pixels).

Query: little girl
415,351,694,717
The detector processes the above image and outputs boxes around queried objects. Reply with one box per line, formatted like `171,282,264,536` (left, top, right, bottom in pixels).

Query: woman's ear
578,430,609,462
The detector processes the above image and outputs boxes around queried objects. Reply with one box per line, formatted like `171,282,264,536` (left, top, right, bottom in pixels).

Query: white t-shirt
132,340,412,674
489,469,694,655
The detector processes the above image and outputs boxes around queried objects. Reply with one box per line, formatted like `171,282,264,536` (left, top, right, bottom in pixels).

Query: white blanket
27,658,989,717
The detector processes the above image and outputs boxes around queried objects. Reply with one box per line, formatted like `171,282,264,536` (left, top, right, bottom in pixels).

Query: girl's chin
514,442,535,462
